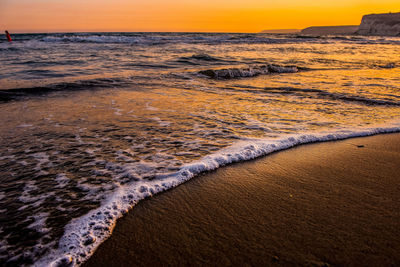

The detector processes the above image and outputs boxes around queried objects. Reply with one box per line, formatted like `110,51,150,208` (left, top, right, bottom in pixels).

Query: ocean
0,32,399,266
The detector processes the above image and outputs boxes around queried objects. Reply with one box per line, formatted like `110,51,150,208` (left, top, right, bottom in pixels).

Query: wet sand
84,133,400,266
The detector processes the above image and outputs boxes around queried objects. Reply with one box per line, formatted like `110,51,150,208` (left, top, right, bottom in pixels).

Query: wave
41,35,142,44
34,125,400,267
176,54,226,65
262,86,400,106
2,33,399,49
2,33,400,48
0,78,130,102
14,59,87,67
318,92,400,106
184,54,221,61
38,34,302,45
377,63,396,69
198,64,299,79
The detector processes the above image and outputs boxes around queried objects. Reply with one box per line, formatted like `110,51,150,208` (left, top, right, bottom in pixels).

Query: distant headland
301,26,359,35
261,12,400,36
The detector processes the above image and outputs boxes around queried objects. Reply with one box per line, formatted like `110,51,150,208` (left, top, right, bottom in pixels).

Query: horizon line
3,26,361,35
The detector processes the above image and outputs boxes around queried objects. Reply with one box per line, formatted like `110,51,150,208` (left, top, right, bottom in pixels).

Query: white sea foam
0,155,15,160
35,124,400,267
27,212,51,234
18,181,39,204
151,117,171,127
0,238,10,261
55,173,70,189
18,160,28,166
113,108,123,116
32,152,50,166
145,102,159,111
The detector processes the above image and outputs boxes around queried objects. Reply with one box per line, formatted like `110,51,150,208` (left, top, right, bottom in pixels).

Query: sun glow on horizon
0,0,399,33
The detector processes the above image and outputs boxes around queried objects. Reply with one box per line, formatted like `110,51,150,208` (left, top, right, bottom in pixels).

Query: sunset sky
0,0,399,33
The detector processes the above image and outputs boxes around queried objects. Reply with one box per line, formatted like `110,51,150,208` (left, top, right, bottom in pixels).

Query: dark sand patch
84,133,400,266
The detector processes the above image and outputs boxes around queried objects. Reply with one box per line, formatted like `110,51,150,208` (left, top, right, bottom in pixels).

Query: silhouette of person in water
5,30,12,42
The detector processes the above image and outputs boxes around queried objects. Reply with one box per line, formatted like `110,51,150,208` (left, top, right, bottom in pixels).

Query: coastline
2,31,400,267
83,132,400,266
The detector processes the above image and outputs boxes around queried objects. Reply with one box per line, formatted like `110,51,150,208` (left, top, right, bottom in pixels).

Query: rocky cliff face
357,12,400,36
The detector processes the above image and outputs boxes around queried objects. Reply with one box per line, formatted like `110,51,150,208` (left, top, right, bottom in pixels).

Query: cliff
300,26,358,35
357,12,400,36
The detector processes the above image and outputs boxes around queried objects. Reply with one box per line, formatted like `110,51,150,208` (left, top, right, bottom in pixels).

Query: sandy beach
83,133,400,266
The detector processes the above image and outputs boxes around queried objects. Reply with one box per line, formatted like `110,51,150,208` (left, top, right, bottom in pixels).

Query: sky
0,0,399,33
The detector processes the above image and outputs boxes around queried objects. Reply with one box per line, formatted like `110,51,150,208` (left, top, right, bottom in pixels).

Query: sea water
0,32,399,266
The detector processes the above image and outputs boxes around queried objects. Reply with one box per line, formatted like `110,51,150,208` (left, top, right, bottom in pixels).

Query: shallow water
0,32,400,266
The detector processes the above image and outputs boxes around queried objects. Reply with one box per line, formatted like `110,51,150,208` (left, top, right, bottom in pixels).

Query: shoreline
83,132,400,266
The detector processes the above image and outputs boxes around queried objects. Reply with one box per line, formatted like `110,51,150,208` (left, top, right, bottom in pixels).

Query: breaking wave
198,64,299,79
35,125,400,267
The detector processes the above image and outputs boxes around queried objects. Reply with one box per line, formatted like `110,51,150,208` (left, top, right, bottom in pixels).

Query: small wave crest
176,54,226,65
198,64,299,79
184,54,221,61
378,63,396,69
262,86,400,106
41,35,141,44
0,78,130,102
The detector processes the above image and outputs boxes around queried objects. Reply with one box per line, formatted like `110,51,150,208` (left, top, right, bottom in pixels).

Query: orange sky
0,0,399,33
